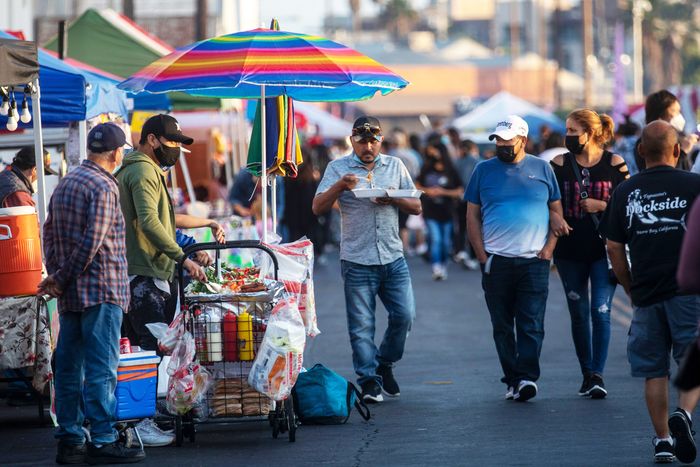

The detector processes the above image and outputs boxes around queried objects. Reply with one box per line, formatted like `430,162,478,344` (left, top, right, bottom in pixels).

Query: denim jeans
555,258,615,376
481,255,550,387
55,303,122,446
426,219,453,266
341,257,416,386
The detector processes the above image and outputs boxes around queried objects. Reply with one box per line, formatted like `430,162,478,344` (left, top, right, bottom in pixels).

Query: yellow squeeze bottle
237,311,254,361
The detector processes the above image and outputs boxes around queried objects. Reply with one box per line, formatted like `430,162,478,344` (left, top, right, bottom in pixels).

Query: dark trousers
482,255,550,387
122,276,174,352
455,201,473,256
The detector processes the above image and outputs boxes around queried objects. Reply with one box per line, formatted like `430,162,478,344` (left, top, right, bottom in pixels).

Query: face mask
670,113,686,133
154,143,181,168
352,153,374,165
31,180,38,193
565,135,586,155
495,144,517,163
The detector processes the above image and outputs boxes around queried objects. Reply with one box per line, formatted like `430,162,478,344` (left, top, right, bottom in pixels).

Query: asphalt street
1,252,694,466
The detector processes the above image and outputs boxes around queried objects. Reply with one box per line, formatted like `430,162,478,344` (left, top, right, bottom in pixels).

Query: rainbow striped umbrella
118,27,407,101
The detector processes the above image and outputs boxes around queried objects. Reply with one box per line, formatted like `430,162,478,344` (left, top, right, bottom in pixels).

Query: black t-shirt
552,151,627,262
600,166,700,306
417,168,462,222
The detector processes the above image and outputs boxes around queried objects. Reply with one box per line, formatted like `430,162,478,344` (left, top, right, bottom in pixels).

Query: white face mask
31,180,38,193
670,113,686,133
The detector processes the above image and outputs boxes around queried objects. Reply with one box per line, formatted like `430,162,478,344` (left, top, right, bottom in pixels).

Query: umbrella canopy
118,28,408,102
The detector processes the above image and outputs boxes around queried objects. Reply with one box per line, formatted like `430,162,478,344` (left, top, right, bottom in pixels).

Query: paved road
1,252,693,466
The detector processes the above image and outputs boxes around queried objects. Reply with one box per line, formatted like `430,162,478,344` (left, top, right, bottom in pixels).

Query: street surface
1,252,691,466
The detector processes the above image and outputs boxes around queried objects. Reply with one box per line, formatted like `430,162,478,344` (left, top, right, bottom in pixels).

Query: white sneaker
505,386,515,400
454,251,468,263
464,258,480,271
135,418,175,447
415,243,428,255
514,380,538,402
432,264,444,281
440,264,448,280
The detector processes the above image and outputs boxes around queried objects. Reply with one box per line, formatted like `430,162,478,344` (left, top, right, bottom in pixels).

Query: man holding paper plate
313,116,422,403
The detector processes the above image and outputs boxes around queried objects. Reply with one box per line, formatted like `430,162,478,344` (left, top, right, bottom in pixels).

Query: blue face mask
353,153,372,165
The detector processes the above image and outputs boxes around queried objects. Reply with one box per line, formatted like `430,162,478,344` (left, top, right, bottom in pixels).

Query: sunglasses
581,168,591,187
351,134,383,144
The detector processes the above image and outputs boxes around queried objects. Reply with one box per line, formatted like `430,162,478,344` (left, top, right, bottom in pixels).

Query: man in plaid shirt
39,123,145,465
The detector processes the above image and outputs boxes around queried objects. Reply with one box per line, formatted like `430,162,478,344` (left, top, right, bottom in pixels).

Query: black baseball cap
141,114,194,145
13,146,58,175
352,116,382,136
88,123,131,153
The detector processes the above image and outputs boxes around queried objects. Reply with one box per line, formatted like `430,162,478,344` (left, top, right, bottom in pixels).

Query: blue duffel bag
292,364,371,425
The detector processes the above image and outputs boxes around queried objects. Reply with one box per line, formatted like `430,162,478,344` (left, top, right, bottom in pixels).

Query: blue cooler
115,351,160,420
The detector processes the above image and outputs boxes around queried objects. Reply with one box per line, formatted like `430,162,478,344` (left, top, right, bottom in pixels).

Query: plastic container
115,351,161,420
223,311,238,361
238,311,254,361
0,206,42,297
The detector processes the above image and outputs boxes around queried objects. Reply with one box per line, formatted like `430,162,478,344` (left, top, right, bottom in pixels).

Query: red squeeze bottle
223,311,238,361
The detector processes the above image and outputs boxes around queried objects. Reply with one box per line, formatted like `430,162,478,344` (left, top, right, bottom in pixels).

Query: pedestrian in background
313,116,421,403
550,109,628,399
415,142,463,280
453,139,480,270
0,145,56,208
40,123,145,465
466,115,562,402
601,120,700,464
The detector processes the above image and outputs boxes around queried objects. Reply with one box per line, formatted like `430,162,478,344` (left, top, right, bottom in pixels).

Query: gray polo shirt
316,153,416,265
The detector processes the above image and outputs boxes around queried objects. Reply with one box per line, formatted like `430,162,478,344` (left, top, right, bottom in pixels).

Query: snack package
145,312,185,355
165,331,211,415
248,296,305,400
263,239,320,337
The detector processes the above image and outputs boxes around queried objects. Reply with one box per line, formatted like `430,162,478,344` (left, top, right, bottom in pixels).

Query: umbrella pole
261,84,268,242
31,79,47,230
272,176,277,235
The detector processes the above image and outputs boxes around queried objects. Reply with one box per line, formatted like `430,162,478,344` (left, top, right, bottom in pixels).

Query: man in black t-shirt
600,120,700,464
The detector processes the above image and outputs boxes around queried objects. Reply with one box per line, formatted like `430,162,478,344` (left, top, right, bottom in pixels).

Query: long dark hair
420,142,459,182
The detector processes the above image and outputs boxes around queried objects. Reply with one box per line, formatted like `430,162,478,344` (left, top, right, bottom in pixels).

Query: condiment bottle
238,311,254,361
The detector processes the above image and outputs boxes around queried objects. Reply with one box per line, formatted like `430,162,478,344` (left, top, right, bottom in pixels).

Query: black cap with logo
13,146,57,175
141,114,194,145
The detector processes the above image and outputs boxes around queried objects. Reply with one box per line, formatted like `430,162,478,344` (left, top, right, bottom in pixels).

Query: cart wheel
285,398,296,443
175,416,183,447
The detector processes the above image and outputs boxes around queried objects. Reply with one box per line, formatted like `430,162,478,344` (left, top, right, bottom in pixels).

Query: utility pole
553,0,563,109
196,0,208,41
582,0,593,107
632,0,652,102
510,0,520,59
123,0,134,20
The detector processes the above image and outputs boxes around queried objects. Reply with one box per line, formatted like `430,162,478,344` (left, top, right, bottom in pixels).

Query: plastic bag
165,331,211,415
263,239,320,337
248,296,305,401
145,312,185,355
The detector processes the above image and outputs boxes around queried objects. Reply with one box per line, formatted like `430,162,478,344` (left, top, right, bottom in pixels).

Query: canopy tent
294,102,352,139
0,30,129,127
44,8,216,111
0,38,48,226
452,91,565,144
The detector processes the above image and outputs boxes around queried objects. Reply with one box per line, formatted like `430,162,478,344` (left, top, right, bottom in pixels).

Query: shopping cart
173,240,297,445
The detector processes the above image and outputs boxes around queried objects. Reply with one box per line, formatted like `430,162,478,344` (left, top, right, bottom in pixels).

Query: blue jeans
426,219,453,266
55,303,123,445
555,258,615,376
481,255,550,387
341,257,416,386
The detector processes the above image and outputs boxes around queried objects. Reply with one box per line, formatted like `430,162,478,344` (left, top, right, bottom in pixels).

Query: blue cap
87,123,130,153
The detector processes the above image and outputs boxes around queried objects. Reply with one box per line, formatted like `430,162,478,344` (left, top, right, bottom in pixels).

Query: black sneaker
85,441,145,465
514,380,537,402
588,374,607,399
669,408,697,464
578,373,592,396
653,438,675,463
377,365,400,397
56,442,86,465
361,381,384,404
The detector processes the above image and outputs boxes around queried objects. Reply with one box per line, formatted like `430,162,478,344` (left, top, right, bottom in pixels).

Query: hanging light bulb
9,98,18,121
20,97,31,123
0,93,8,116
6,112,17,131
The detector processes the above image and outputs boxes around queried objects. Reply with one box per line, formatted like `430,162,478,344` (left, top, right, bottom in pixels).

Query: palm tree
349,0,361,34
376,0,418,41
642,0,699,90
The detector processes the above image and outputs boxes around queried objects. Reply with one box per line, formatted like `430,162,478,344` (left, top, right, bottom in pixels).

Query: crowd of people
3,86,700,465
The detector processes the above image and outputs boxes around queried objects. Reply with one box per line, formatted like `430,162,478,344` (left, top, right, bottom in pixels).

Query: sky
258,0,430,35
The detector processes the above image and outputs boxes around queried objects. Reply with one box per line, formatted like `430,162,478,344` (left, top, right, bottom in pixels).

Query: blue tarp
0,31,128,127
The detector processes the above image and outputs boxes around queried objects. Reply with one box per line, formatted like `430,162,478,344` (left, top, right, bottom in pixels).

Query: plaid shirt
44,160,129,313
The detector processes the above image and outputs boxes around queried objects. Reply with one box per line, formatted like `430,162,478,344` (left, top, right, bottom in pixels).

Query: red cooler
0,206,42,297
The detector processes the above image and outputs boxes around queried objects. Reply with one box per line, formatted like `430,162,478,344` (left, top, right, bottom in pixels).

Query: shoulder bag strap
348,383,371,421
567,152,600,229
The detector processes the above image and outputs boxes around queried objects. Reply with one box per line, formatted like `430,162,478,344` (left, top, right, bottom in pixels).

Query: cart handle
177,240,280,296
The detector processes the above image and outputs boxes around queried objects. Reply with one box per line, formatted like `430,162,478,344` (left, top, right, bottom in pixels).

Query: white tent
451,91,565,144
294,101,352,139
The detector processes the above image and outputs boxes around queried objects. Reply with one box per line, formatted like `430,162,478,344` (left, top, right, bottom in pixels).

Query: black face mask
154,143,181,168
495,144,517,163
565,135,586,155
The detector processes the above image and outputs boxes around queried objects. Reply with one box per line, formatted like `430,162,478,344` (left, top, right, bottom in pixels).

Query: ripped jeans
554,258,615,375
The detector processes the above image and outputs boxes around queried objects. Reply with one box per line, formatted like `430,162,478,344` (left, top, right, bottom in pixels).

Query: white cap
488,115,529,141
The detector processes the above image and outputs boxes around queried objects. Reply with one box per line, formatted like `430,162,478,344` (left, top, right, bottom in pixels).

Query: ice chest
115,351,160,420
